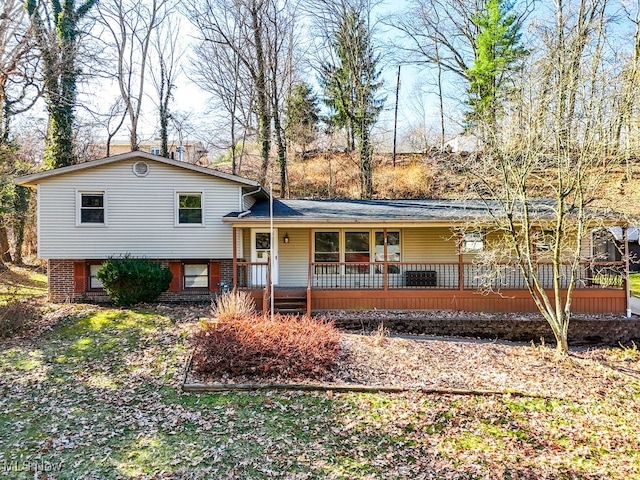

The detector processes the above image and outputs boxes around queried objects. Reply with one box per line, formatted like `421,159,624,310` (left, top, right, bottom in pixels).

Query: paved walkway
630,296,640,315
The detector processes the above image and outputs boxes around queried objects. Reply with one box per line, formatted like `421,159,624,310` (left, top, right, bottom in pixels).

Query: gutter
237,186,263,219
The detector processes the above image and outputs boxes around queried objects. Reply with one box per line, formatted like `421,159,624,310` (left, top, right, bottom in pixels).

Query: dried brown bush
211,289,256,322
191,314,341,379
0,299,41,339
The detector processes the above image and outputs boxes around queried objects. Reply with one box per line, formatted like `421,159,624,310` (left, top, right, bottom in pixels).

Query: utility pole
392,64,401,167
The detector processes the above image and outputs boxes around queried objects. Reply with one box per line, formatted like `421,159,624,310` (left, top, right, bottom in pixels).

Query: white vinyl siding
37,159,241,259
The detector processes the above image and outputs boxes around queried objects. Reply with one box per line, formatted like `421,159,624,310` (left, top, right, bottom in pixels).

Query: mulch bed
185,328,638,400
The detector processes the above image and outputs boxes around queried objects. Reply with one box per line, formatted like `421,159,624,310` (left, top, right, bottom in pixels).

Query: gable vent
133,161,149,177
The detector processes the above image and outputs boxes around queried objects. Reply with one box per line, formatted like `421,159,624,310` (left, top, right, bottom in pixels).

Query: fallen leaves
0,304,639,479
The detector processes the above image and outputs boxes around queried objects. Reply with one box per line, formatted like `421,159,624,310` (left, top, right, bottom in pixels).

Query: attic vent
133,161,149,177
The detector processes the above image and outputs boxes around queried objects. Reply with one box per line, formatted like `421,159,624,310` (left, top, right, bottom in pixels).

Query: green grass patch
630,272,640,297
0,265,47,304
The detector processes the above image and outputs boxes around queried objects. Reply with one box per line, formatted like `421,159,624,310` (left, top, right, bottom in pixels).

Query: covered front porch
229,225,627,315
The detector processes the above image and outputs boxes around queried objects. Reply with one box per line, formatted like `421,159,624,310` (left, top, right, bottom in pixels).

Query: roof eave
13,151,263,188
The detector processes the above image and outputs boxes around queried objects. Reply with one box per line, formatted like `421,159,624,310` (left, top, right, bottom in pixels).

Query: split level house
15,151,632,315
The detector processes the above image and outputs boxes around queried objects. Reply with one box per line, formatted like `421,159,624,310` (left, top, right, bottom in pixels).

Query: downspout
238,186,263,218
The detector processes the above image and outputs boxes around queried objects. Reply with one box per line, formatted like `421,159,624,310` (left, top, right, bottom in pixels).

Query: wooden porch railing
234,261,270,289
308,261,626,291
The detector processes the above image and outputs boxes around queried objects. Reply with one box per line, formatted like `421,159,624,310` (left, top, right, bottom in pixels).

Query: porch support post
232,226,237,290
458,233,464,291
383,228,388,291
624,225,631,318
307,229,312,316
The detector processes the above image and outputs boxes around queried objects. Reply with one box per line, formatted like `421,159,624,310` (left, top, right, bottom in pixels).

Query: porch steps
273,289,308,315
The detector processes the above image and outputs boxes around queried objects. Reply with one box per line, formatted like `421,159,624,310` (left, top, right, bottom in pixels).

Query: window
79,192,105,225
177,193,203,225
314,231,339,274
150,147,161,155
462,232,484,252
535,230,555,252
89,264,104,290
375,231,401,273
184,263,209,289
345,232,370,273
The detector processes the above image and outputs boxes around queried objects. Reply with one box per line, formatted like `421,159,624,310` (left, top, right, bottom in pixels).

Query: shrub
0,299,40,339
96,256,172,306
191,314,341,379
211,289,256,322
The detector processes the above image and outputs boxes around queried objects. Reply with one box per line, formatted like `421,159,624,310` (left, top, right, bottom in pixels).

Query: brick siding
48,258,234,304
48,259,76,302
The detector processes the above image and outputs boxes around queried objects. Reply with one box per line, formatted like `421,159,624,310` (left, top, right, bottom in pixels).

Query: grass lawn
0,264,47,305
1,303,639,479
630,272,640,297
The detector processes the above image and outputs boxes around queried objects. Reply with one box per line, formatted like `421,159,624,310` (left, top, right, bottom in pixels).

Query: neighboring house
15,152,630,314
443,134,483,153
91,140,209,165
600,226,640,272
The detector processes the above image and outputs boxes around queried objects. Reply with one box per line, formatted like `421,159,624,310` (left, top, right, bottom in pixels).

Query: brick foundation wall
48,259,77,303
48,258,234,304
330,316,640,346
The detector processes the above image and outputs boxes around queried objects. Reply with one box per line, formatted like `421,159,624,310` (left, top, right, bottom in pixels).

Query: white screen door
251,229,278,286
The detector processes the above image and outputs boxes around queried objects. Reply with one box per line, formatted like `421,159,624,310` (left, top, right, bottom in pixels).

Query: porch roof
224,198,574,225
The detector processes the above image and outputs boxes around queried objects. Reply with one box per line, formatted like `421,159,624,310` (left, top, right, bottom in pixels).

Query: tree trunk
0,223,12,263
251,5,271,185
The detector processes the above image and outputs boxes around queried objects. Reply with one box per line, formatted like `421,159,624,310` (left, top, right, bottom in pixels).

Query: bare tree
265,0,297,197
461,0,619,354
187,0,272,183
97,0,171,151
0,0,40,269
150,15,183,158
190,15,254,175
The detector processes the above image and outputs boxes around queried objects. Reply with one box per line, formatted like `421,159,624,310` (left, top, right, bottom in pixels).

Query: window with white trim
89,263,104,290
183,263,209,289
345,231,370,273
462,232,484,252
177,193,203,225
313,230,403,275
314,231,339,274
79,192,105,225
375,231,401,273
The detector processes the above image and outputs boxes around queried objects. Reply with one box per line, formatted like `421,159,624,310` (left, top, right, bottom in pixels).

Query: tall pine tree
466,0,526,139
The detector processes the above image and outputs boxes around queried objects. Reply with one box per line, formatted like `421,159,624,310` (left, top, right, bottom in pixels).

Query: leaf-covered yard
1,304,639,479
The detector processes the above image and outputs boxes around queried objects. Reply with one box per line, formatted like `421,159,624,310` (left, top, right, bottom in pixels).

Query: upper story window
78,192,105,225
177,192,203,225
150,147,161,155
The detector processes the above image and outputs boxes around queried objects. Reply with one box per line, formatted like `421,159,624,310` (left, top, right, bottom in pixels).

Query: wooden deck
245,287,626,315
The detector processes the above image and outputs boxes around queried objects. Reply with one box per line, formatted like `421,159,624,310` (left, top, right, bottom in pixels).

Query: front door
251,229,278,286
